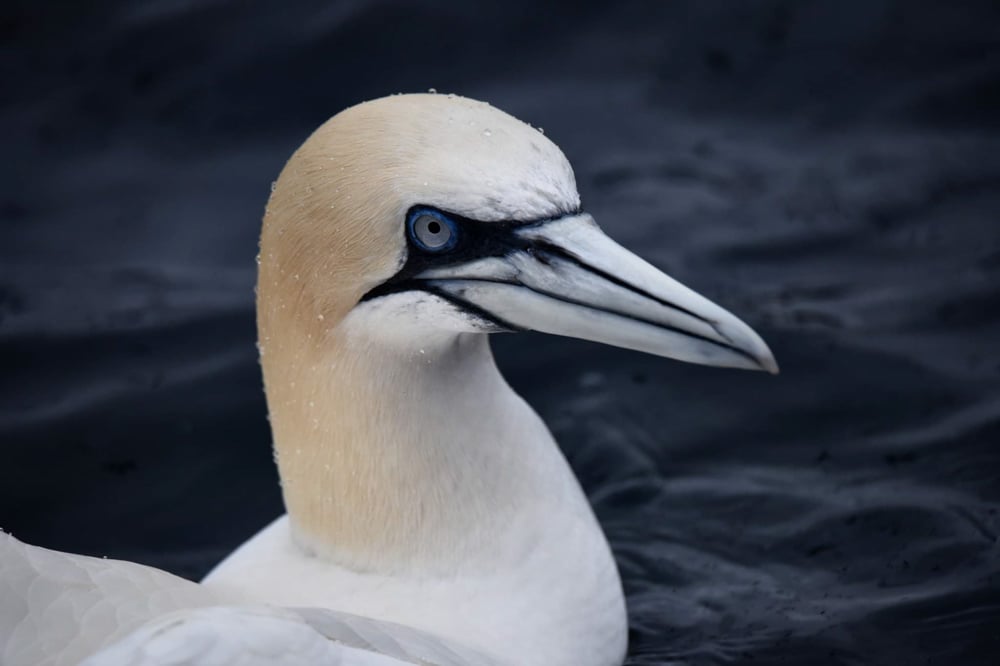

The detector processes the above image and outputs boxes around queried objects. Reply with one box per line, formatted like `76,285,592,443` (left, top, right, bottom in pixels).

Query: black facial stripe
360,205,576,304
421,285,528,333
359,277,525,332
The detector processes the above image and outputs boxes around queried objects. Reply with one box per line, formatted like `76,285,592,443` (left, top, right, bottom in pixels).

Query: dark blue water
2,1,999,664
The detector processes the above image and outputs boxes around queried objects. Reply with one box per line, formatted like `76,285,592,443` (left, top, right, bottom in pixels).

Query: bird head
259,93,777,373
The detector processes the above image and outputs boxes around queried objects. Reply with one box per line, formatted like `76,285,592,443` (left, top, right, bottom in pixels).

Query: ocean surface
2,1,999,664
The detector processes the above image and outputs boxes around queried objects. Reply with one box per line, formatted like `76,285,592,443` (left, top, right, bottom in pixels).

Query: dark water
3,1,1000,664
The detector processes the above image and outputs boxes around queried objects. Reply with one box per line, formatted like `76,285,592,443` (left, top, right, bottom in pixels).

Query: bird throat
259,305,578,577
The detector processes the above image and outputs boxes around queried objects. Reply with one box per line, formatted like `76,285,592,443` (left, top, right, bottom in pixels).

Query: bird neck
260,307,590,576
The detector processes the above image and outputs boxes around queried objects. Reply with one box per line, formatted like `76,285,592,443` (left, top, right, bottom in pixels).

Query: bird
0,93,777,666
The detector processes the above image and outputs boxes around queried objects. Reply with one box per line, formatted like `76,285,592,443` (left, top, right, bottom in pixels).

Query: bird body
204,511,625,666
1,93,775,666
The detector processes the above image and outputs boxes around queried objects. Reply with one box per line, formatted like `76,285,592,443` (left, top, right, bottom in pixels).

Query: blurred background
2,1,999,664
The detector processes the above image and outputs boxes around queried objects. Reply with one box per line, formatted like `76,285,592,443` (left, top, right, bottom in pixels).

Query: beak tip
762,356,780,375
714,317,779,375
752,341,779,375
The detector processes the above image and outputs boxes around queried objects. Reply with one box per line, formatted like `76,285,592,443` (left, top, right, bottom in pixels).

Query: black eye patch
361,205,572,302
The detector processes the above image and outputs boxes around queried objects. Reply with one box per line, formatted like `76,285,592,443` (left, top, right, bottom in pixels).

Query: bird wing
289,607,499,666
81,605,500,666
1,530,227,666
79,606,417,666
1,533,500,666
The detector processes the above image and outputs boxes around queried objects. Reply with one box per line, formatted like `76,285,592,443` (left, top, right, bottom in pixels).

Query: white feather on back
1,531,225,665
82,606,498,666
1,532,500,666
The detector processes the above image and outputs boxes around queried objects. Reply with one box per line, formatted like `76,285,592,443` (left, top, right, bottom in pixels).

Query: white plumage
2,532,497,666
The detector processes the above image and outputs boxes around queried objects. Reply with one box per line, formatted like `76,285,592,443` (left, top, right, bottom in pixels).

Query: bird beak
418,214,778,373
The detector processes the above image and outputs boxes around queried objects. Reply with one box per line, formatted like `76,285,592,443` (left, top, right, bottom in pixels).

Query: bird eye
408,209,458,252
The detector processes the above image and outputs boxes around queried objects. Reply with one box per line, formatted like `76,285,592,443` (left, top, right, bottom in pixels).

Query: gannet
0,93,776,666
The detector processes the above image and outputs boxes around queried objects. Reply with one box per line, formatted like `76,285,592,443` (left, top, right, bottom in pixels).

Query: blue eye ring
407,207,459,253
